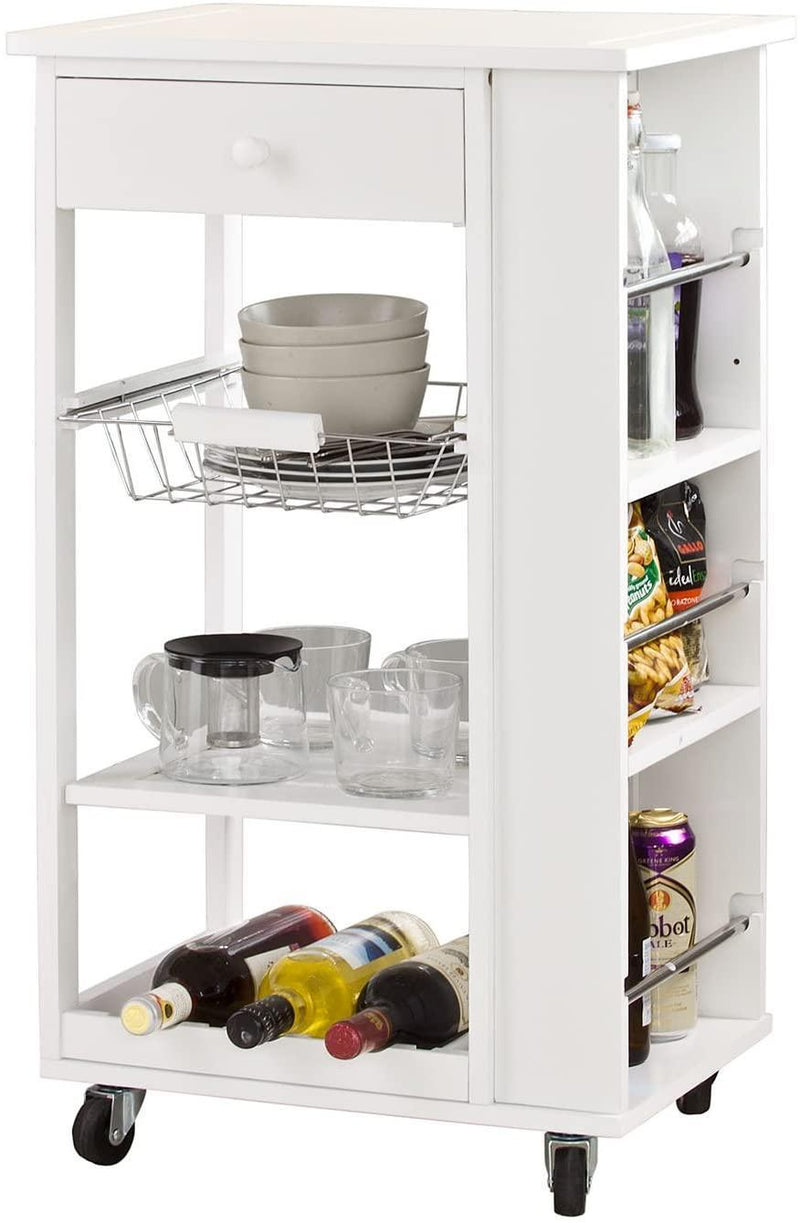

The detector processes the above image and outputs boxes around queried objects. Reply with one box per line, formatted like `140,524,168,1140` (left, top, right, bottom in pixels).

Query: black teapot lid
164,633,302,678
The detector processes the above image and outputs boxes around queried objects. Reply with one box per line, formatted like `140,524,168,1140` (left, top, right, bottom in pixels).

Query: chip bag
627,503,694,744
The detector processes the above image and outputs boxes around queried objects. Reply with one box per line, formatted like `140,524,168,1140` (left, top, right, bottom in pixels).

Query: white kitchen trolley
9,6,794,1214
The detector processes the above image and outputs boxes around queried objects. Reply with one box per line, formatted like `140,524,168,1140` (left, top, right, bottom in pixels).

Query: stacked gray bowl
238,293,430,435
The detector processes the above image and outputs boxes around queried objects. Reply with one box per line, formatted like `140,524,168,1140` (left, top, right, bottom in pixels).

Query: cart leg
676,1071,718,1115
72,1085,145,1165
544,1132,598,1216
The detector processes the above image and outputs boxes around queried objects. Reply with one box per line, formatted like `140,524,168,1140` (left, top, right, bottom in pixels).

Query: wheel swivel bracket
544,1133,599,1193
85,1085,146,1146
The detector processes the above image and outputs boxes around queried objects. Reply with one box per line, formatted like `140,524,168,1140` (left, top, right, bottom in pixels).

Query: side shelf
627,427,760,502
628,684,760,776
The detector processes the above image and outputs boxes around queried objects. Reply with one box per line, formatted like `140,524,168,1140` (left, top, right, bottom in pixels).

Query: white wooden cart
8,6,794,1213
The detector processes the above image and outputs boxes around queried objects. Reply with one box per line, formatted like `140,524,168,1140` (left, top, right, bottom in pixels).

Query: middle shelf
66,683,759,829
67,747,471,835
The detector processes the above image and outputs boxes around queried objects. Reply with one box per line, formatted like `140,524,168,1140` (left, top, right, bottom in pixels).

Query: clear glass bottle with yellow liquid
225,911,438,1048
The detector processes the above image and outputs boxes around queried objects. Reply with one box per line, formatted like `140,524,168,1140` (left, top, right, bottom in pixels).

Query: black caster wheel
72,1086,145,1166
545,1134,597,1217
552,1146,588,1217
676,1071,718,1116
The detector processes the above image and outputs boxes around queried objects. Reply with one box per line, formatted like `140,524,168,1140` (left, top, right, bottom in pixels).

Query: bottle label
245,944,296,991
414,936,470,1030
642,938,652,1026
305,913,437,970
151,981,193,1029
308,924,404,969
637,851,698,1036
377,911,438,955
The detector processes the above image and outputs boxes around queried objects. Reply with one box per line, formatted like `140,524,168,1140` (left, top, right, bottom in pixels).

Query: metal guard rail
626,581,750,652
627,250,750,297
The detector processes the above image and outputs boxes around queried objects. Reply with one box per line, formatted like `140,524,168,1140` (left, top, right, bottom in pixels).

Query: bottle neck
225,992,299,1048
627,148,647,205
325,1007,397,1060
644,149,677,203
120,981,193,1035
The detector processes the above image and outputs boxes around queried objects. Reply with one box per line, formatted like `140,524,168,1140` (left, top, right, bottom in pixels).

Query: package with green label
626,503,693,743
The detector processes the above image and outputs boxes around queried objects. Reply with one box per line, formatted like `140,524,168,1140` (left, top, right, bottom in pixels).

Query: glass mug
327,669,462,800
260,625,371,749
383,639,469,763
133,633,310,785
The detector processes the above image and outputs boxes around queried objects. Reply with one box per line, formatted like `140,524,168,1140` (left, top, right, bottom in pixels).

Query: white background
1,1,797,1218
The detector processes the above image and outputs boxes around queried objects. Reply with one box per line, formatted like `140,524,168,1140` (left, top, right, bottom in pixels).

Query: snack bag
627,503,693,743
641,482,709,690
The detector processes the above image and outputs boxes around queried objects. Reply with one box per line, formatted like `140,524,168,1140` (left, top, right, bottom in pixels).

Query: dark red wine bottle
120,905,335,1035
627,830,651,1066
325,936,468,1059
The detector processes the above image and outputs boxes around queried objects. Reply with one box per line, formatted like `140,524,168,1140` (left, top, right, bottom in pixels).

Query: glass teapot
133,634,309,785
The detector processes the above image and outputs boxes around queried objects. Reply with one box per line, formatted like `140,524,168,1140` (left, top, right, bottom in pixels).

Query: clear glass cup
260,626,371,748
327,669,462,800
383,638,469,763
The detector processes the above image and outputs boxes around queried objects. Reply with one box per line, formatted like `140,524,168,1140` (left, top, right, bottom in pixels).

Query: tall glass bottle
226,911,438,1048
644,134,704,440
120,905,335,1035
627,831,651,1066
627,114,676,457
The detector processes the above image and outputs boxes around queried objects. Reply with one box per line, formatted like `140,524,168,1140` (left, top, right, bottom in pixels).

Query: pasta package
641,481,709,690
627,503,694,744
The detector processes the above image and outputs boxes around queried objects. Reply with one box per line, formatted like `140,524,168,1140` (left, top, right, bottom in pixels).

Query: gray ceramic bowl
241,365,430,434
238,294,428,346
239,331,429,378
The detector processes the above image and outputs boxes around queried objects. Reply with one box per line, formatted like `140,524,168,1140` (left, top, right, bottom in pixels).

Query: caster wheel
72,1095,136,1165
676,1071,718,1116
552,1146,588,1217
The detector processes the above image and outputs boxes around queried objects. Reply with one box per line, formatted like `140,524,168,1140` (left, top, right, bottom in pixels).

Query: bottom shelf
52,961,770,1138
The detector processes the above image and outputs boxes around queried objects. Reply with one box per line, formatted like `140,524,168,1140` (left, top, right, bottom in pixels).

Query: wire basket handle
171,404,325,454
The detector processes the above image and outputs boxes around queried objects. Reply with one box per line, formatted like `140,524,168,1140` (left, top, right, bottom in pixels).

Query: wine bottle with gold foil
120,905,335,1036
226,911,438,1048
325,936,468,1060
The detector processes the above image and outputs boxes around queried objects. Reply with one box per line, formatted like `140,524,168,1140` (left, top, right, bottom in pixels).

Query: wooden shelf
62,959,468,1103
68,688,760,824
66,749,469,836
626,1014,771,1132
627,428,760,503
55,958,770,1139
629,684,760,776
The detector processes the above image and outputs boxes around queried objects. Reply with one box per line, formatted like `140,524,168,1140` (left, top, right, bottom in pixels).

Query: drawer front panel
56,79,465,223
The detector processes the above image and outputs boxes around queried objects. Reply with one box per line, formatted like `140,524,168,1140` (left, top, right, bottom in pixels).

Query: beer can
629,808,697,1041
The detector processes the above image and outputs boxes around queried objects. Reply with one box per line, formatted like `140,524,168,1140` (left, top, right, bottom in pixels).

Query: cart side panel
491,68,629,1115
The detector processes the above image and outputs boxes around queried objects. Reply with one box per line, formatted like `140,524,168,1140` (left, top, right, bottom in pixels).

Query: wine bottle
226,911,438,1048
627,829,652,1066
325,935,469,1059
120,905,335,1036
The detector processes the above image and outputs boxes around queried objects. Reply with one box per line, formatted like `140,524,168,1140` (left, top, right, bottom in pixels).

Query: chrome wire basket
59,366,468,518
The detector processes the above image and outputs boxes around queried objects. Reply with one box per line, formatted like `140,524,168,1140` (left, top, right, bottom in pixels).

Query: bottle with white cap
120,905,335,1036
644,133,705,439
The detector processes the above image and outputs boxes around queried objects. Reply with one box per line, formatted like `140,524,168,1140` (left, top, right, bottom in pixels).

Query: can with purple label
629,808,697,1041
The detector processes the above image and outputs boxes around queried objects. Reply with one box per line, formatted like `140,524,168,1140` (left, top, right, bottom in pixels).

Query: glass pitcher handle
132,652,167,741
381,651,410,671
334,675,374,753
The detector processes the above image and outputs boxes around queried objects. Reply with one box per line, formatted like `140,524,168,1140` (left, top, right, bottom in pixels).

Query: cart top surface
6,5,795,71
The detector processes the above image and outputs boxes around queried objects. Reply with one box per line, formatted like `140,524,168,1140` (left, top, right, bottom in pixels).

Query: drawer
56,78,465,223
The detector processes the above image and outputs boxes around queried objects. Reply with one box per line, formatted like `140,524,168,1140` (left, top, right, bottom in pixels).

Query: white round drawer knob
231,137,271,169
